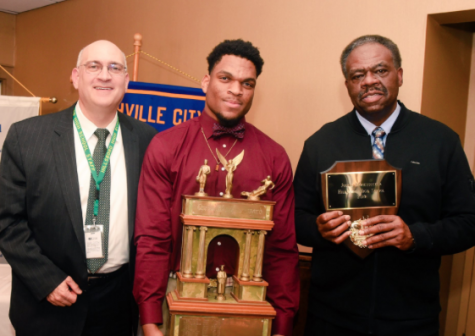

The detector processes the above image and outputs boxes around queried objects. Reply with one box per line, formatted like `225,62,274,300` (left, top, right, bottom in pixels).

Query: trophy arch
205,234,240,278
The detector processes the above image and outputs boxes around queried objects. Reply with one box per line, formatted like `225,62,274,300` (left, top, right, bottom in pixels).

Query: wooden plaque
321,160,402,258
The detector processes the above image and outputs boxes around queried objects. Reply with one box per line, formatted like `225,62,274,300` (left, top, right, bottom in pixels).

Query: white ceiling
0,0,68,14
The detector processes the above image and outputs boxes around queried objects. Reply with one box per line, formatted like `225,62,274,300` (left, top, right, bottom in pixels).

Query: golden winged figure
216,149,245,198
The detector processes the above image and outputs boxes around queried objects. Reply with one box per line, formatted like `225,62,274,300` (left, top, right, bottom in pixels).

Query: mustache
358,85,388,100
224,98,243,105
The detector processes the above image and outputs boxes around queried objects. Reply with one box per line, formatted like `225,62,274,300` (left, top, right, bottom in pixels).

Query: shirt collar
355,102,401,136
199,108,246,140
75,101,119,142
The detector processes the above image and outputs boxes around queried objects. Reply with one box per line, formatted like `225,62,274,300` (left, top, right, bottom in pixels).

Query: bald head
71,40,130,125
76,40,127,70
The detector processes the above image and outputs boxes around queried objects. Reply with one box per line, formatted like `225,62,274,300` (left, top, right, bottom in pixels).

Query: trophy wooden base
167,290,276,336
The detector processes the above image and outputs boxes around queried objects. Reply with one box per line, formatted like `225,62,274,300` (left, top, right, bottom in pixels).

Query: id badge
85,225,104,259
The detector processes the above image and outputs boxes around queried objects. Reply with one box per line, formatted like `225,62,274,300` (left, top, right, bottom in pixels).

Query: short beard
215,113,243,127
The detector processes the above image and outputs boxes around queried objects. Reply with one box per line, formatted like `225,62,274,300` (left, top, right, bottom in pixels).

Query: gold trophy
166,157,276,336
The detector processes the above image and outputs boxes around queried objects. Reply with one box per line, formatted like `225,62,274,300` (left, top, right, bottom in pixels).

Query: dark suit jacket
0,104,157,335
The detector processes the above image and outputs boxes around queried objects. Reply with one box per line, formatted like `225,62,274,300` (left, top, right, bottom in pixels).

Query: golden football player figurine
195,159,211,196
241,176,275,200
216,149,245,199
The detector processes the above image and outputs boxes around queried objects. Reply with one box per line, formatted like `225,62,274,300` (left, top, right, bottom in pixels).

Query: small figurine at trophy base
216,265,226,301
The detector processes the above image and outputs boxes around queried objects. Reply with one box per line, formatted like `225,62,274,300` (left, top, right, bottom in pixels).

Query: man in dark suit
0,40,157,336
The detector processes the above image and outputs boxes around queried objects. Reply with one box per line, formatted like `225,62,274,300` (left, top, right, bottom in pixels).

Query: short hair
76,43,127,71
207,39,264,77
340,35,402,78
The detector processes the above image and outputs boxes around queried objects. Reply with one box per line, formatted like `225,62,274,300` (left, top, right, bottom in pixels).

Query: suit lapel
52,106,85,255
119,113,139,245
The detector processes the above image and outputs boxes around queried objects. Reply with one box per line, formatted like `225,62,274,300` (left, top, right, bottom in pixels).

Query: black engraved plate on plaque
179,316,264,336
326,171,396,210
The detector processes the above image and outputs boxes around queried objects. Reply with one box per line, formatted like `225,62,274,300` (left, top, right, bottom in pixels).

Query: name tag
85,225,104,259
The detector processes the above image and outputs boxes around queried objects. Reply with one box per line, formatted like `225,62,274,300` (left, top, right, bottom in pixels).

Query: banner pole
39,97,58,116
133,33,142,81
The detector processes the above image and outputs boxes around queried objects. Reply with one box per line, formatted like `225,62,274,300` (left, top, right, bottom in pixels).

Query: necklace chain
201,127,238,170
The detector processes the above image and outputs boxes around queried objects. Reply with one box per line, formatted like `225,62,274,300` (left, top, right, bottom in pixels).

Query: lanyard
73,109,119,218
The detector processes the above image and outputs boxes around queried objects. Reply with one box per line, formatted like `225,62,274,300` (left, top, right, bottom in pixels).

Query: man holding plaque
294,35,475,336
134,39,299,336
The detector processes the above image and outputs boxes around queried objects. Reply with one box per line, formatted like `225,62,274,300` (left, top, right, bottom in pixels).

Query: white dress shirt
355,102,401,146
73,103,129,273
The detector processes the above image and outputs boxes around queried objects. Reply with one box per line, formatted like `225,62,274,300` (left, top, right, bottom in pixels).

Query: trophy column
240,230,253,282
252,230,266,282
195,226,208,279
181,226,195,278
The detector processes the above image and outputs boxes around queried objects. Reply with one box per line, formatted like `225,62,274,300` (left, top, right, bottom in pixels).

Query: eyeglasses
79,61,127,75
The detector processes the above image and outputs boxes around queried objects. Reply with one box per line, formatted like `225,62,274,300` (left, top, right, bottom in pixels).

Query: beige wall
421,15,473,145
446,32,475,336
464,34,475,171
11,0,475,169
0,12,15,67
0,12,16,95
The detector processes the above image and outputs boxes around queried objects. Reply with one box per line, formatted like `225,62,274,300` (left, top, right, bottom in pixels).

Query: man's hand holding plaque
316,211,351,245
320,160,402,258
359,215,414,251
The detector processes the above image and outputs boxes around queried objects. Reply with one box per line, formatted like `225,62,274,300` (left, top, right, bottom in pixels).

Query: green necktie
86,129,111,273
